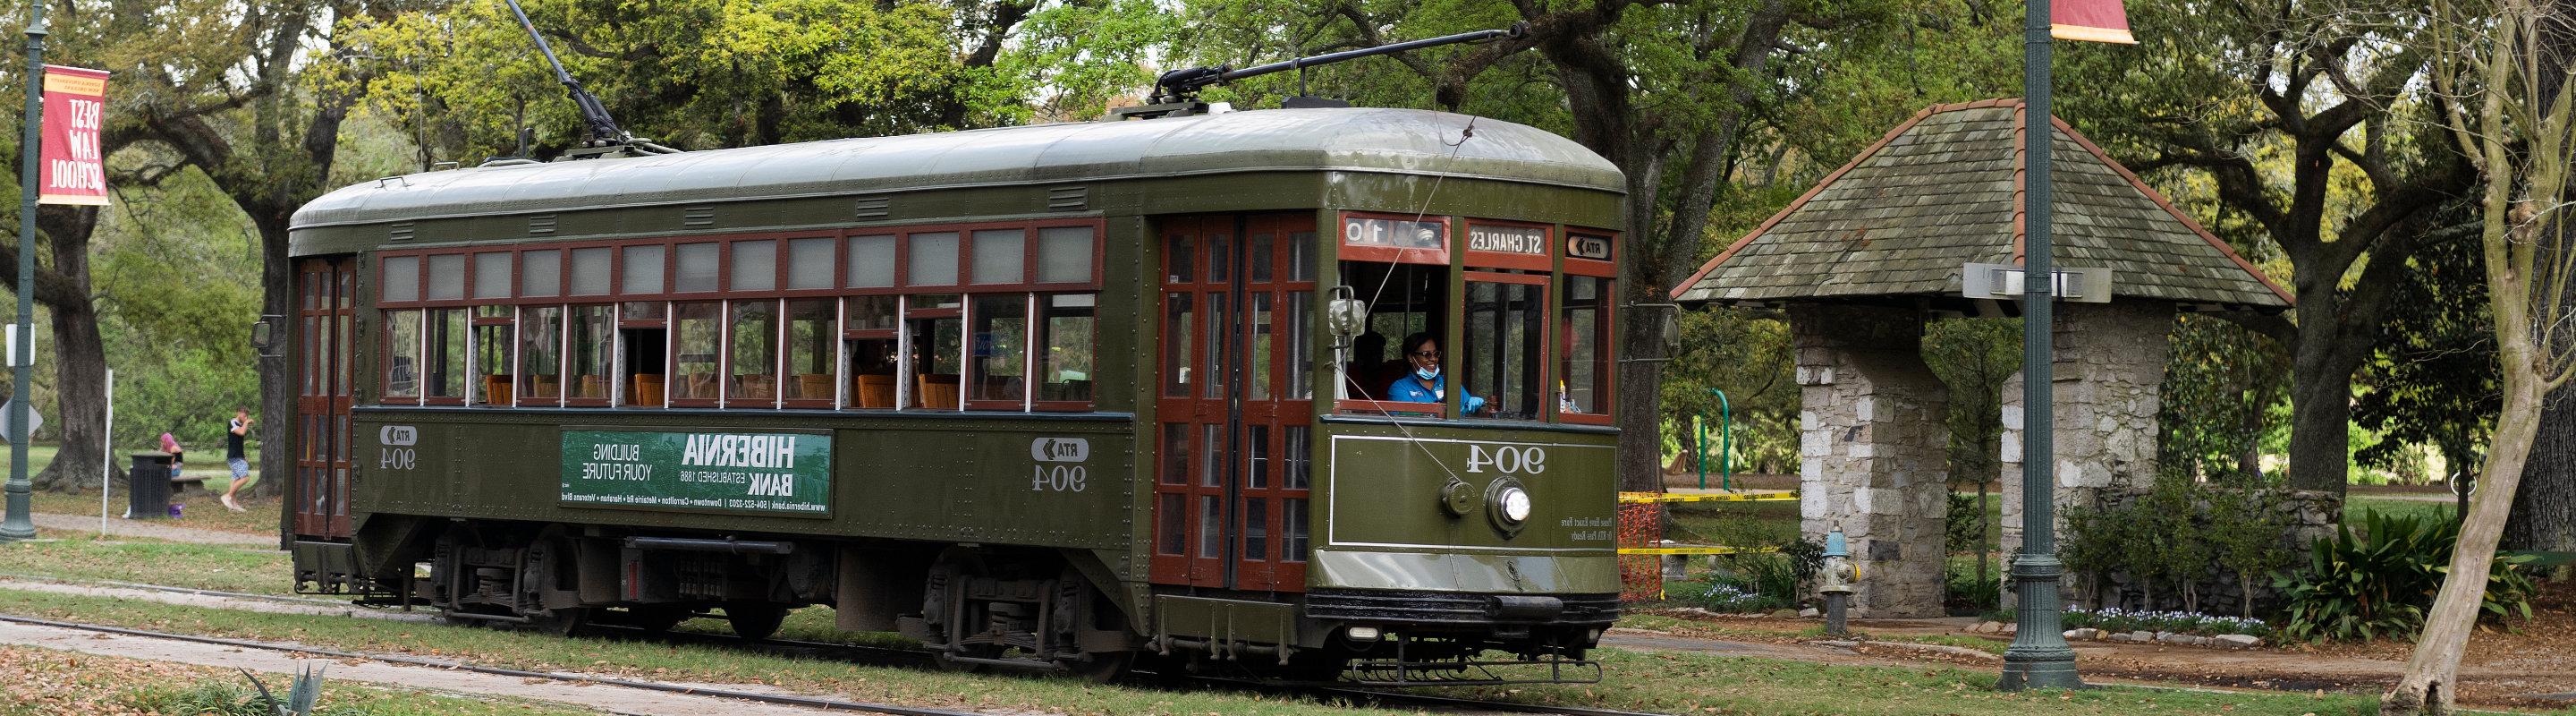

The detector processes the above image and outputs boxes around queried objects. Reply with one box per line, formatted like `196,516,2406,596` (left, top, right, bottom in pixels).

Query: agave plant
240,665,326,716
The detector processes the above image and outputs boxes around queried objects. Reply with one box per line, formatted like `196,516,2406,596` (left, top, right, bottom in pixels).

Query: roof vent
388,222,416,242
853,195,891,219
529,215,557,235
1047,186,1089,212
682,206,716,227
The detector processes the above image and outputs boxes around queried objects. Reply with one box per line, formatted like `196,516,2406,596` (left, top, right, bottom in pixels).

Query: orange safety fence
1616,501,1664,601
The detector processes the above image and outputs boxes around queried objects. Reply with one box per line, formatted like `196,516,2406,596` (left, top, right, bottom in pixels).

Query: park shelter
1669,98,2292,617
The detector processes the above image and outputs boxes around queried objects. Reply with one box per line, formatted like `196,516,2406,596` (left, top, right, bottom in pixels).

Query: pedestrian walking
221,408,252,512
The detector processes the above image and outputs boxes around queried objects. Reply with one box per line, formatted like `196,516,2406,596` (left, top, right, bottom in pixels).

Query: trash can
128,451,174,519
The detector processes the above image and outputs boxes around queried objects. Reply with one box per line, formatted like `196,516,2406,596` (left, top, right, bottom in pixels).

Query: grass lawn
0,536,295,594
2349,495,2460,526
0,586,2391,715
0,644,586,716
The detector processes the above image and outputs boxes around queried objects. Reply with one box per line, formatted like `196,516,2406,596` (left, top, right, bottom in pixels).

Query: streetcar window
732,240,776,292
784,299,833,404
845,235,895,288
674,243,719,294
521,250,561,298
907,312,962,409
1037,294,1094,405
620,245,665,294
786,238,834,290
1249,292,1274,400
1461,278,1545,421
381,256,420,303
383,310,421,401
568,305,613,401
471,305,513,405
1037,226,1093,284
428,255,465,301
472,252,512,300
1161,293,1192,397
1335,260,1445,406
426,308,466,399
909,232,960,286
619,303,667,407
729,299,777,405
1560,276,1612,417
970,229,1023,285
845,337,897,408
520,305,564,404
672,301,721,403
968,294,1027,405
569,248,612,296
1284,292,1313,400
847,295,896,331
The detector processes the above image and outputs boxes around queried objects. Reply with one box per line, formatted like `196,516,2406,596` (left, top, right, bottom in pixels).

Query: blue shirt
1385,373,1484,413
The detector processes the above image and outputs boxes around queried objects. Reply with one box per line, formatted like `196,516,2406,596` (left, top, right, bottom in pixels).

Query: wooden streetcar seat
793,373,832,400
631,374,665,406
854,374,895,408
916,373,961,409
482,375,514,405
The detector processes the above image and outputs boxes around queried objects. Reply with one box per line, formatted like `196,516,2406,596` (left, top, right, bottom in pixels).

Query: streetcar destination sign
560,428,832,516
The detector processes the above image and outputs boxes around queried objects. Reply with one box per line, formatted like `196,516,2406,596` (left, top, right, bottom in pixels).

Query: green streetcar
281,103,1627,684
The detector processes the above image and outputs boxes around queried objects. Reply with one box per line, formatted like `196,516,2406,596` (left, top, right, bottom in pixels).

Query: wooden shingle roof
1670,99,2291,309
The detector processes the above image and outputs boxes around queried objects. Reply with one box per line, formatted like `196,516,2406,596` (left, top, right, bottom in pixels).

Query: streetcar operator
1386,332,1485,414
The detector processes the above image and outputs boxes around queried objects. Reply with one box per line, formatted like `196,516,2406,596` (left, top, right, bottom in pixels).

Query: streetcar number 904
1032,465,1088,492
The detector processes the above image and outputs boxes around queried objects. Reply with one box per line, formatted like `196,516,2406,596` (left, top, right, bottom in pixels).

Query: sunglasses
1411,350,1441,359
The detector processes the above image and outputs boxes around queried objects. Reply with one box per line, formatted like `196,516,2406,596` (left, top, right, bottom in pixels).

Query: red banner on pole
38,64,108,206
2051,0,2134,44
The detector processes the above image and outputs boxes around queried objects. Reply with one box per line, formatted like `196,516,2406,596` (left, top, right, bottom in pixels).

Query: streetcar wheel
525,605,590,636
1055,651,1134,683
724,601,789,641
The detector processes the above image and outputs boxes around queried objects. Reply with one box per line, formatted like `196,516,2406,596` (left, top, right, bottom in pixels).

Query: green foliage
1665,573,1781,613
2063,473,2297,616
123,669,335,716
1662,308,1797,474
1944,491,1982,556
1944,559,2000,613
1922,318,2021,489
2156,315,2291,480
2059,607,2270,639
2272,511,2538,643
2352,226,2496,482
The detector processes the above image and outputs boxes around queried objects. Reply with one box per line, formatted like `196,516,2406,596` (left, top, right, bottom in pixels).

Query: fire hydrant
1818,529,1855,636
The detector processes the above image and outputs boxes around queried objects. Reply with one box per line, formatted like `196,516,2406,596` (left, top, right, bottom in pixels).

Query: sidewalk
28,512,273,548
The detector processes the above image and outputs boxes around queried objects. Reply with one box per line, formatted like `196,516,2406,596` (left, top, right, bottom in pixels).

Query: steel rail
1,575,1679,716
0,612,982,716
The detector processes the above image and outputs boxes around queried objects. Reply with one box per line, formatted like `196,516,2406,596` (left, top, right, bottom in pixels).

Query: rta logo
379,425,418,446
1030,438,1089,463
1466,444,1546,474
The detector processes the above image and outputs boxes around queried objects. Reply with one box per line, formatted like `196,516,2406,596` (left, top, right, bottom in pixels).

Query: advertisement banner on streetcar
560,428,833,517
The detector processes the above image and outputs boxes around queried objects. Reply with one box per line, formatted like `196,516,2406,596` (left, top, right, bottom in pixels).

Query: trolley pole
0,0,45,544
1996,0,2080,690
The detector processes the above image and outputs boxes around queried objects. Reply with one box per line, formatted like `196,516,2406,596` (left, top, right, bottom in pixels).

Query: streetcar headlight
1485,477,1532,535
1500,487,1532,524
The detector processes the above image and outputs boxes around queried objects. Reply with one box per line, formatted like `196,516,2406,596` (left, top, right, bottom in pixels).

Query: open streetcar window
728,299,779,406
519,305,564,405
619,302,667,406
470,305,513,405
783,299,833,405
1334,258,1447,413
1461,275,1546,421
845,295,897,408
906,294,963,409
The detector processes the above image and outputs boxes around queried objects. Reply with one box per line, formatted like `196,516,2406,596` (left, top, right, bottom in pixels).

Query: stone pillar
1791,304,1947,618
1998,302,2176,607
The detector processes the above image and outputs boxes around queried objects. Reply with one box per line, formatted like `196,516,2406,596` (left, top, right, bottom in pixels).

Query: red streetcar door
1148,215,1315,592
292,257,356,539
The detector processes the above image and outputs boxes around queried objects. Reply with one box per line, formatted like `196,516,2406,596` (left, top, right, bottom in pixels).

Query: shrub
1945,491,1983,556
1945,559,2000,613
1667,578,1776,613
2272,510,2538,643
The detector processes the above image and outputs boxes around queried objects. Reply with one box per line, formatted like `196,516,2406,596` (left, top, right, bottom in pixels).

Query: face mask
1415,366,1440,380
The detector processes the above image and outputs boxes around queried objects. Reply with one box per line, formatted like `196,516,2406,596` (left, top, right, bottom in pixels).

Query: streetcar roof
291,107,1623,233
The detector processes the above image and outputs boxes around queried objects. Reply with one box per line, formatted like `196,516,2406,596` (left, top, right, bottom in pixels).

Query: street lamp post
1996,0,2081,691
0,0,46,544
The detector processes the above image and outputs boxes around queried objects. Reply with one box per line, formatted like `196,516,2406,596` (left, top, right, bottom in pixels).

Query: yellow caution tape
1616,491,1800,504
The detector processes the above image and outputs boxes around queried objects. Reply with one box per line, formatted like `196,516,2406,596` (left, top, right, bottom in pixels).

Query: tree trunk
2504,384,2573,552
2384,363,2541,715
252,214,292,502
27,207,104,495
2285,328,2361,497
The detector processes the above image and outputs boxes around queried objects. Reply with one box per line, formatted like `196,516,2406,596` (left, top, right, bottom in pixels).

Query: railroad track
0,575,1677,716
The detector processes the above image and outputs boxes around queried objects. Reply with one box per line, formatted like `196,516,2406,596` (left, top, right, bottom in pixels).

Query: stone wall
1790,304,1947,618
1999,302,2176,606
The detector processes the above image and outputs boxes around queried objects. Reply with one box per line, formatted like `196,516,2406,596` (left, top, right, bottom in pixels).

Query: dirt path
30,512,274,548
0,618,899,715
0,578,426,622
